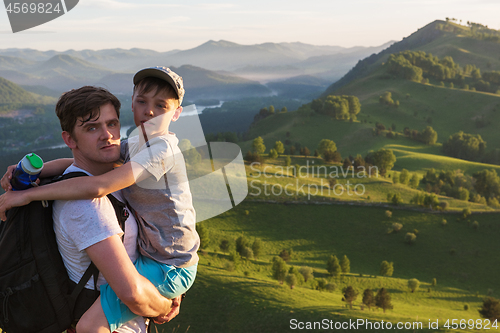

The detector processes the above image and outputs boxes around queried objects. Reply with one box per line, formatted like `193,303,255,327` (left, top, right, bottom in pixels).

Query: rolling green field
152,201,500,333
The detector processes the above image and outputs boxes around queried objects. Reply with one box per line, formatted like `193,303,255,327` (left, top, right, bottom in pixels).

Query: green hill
0,76,39,104
245,20,500,162
322,20,500,97
149,202,500,332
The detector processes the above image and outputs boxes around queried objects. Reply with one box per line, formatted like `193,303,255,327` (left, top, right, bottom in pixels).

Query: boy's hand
1,165,16,192
0,191,29,221
152,295,182,324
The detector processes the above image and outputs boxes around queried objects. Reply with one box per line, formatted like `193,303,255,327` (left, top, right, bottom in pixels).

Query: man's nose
101,127,114,140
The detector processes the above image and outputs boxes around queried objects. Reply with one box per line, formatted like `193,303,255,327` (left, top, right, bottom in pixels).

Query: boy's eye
157,104,166,109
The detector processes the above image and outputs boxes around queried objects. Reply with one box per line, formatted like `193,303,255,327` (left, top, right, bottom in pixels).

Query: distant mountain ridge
0,40,393,83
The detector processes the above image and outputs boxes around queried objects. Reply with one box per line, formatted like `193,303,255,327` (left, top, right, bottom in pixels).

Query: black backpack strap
106,194,129,234
68,262,99,303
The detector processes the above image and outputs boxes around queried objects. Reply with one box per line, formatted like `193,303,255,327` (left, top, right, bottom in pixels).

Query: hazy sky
1,0,499,52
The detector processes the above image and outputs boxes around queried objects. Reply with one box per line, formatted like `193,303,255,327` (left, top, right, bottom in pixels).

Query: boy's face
131,86,182,138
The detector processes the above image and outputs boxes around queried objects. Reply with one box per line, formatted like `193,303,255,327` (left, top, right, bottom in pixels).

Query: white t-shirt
53,164,145,332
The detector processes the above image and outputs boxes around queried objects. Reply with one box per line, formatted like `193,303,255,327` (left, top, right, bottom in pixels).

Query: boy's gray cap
133,66,185,105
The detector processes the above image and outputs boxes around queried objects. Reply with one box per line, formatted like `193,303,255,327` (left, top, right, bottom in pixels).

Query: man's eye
157,104,166,108
87,127,96,131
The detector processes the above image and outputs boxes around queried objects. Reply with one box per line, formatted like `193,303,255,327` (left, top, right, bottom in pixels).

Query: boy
0,67,199,333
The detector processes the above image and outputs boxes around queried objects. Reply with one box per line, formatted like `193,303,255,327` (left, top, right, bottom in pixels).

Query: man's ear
172,106,183,122
62,131,77,149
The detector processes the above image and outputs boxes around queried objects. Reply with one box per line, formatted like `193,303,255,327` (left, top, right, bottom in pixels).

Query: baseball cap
133,66,185,105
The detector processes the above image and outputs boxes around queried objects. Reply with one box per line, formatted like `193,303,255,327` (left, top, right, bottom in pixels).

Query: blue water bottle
10,153,44,191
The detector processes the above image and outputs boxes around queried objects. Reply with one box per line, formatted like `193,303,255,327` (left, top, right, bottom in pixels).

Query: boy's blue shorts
100,256,197,332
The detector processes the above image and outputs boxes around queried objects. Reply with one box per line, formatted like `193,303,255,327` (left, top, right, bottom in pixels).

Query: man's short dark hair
56,86,121,136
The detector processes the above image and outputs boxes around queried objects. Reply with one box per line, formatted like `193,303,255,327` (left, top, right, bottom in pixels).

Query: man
24,86,178,332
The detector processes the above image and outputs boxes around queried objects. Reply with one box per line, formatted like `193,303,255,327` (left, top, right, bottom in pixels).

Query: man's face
131,87,182,138
67,102,121,168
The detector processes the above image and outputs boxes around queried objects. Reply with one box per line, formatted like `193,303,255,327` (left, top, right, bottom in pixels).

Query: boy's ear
171,106,183,122
62,131,77,149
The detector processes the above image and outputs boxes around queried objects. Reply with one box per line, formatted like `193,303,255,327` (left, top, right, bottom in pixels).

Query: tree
399,169,410,185
272,256,288,283
268,148,278,159
235,235,250,255
288,266,304,286
405,232,417,245
219,239,230,253
279,249,291,262
345,95,361,119
407,278,420,293
179,139,202,166
380,261,394,277
324,150,341,163
379,91,395,105
392,222,403,233
479,297,500,321
327,255,342,277
281,106,288,113
302,147,310,157
365,149,396,176
274,141,285,155
391,193,403,205
420,126,438,145
473,169,500,200
196,222,210,250
229,251,240,269
299,266,314,282
410,174,420,188
362,289,375,310
375,288,393,313
442,131,486,161
241,246,254,260
269,105,275,114
252,238,262,258
285,155,292,167
340,255,350,274
285,273,297,289
342,286,358,309
317,139,337,158
316,278,328,291
252,136,266,154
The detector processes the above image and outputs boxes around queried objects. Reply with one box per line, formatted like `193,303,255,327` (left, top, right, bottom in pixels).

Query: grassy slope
243,72,500,174
154,202,500,333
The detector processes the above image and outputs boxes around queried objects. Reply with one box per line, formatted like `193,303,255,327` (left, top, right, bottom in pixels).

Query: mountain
321,20,500,97
0,55,36,71
95,65,271,100
0,77,38,104
245,19,500,162
0,55,115,92
0,41,393,83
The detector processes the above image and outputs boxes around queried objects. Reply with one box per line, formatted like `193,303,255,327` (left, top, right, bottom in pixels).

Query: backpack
0,172,128,333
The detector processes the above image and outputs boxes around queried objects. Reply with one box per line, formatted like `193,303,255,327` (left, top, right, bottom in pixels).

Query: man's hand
152,295,183,324
0,191,30,221
1,165,16,192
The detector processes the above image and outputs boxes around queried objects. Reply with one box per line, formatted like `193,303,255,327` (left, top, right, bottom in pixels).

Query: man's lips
100,143,119,150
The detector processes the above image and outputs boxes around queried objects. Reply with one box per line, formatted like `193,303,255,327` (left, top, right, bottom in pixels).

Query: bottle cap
21,153,44,174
